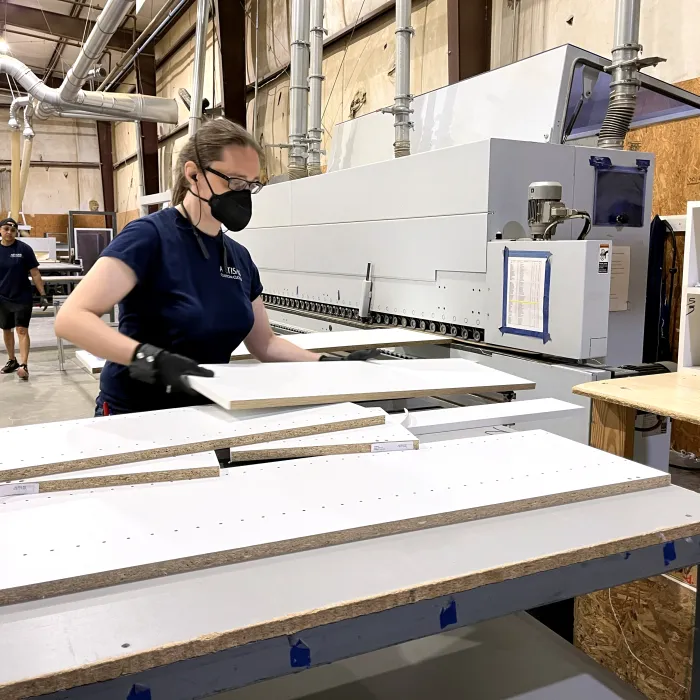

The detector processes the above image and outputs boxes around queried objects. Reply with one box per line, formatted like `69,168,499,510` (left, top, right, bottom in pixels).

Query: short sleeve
24,245,39,271
249,259,263,301
100,218,161,282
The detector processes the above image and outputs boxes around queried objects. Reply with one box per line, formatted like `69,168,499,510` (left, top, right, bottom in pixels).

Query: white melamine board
0,403,385,481
1,485,698,697
230,328,449,360
189,359,535,411
0,430,667,606
72,329,448,373
400,398,583,436
229,423,418,461
74,350,105,374
2,453,220,496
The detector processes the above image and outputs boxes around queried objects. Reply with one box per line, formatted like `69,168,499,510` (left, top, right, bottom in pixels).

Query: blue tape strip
663,541,677,566
499,248,551,343
290,640,311,668
127,685,151,700
439,600,457,629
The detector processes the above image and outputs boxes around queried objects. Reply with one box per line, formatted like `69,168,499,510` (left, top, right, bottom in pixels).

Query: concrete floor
0,347,98,428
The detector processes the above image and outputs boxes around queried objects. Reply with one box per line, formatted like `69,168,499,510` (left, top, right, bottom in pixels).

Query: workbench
573,371,700,458
3,485,700,699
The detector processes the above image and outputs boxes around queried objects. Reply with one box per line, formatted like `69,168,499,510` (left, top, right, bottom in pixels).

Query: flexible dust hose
19,136,34,213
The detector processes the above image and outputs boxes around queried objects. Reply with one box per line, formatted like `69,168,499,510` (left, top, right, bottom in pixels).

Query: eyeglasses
206,167,264,194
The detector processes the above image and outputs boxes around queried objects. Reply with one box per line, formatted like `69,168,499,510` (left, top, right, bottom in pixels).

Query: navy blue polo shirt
0,239,39,305
99,207,263,413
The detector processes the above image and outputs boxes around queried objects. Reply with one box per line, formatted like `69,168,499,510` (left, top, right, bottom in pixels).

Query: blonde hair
171,118,264,205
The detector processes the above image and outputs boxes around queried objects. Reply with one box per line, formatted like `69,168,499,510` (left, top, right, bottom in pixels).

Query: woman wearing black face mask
55,118,362,416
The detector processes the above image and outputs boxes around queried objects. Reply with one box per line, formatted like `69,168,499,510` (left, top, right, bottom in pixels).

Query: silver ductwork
288,0,311,178
188,0,210,136
3,0,178,127
58,0,133,105
307,0,324,176
597,0,641,149
381,0,413,158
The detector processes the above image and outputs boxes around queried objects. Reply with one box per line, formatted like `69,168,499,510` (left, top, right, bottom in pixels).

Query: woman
56,118,370,415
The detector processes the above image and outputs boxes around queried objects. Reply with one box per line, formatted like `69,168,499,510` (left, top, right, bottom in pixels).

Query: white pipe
393,0,413,157
288,0,311,178
19,137,34,212
307,0,324,176
188,0,210,136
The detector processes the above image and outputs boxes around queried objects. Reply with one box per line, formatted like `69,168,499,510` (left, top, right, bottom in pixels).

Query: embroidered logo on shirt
10,254,23,258
220,265,242,280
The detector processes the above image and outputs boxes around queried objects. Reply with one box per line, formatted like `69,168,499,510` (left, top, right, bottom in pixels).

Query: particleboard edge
27,466,221,493
207,382,537,411
1,481,690,700
0,415,385,482
572,381,700,426
0,475,669,609
228,439,420,462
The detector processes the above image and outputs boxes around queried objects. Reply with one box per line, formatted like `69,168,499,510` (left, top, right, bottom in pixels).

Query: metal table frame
38,535,700,700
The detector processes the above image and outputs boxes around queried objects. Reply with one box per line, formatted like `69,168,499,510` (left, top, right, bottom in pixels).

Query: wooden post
590,398,635,458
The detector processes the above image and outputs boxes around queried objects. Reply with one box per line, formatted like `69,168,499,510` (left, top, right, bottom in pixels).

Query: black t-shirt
99,207,263,413
0,239,39,305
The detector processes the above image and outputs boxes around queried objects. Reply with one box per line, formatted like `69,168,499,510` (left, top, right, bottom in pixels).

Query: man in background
0,217,48,380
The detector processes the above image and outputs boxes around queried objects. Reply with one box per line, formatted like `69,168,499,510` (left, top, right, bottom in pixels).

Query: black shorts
0,301,33,330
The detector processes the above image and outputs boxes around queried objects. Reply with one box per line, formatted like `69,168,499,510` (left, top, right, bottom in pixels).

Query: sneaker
1,358,19,374
17,364,28,381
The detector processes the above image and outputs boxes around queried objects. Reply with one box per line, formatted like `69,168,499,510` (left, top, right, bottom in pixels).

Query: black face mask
207,189,252,232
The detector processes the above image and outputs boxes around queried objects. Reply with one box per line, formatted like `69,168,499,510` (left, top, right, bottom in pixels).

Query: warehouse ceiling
0,0,177,97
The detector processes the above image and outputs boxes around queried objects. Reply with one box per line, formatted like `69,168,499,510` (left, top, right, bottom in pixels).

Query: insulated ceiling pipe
306,0,324,176
57,0,134,106
188,0,210,136
288,0,311,179
381,0,413,157
597,0,641,149
2,55,178,124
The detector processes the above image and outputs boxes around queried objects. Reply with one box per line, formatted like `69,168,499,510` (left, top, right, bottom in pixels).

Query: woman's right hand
129,343,214,394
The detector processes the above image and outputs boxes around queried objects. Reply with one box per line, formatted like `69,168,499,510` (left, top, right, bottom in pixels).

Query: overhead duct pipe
597,0,665,149
288,0,311,179
3,0,178,126
306,0,324,176
381,0,413,158
2,55,178,124
188,0,210,136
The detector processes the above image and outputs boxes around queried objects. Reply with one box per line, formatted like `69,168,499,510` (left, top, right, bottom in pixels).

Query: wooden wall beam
213,0,247,126
96,122,115,213
135,53,161,198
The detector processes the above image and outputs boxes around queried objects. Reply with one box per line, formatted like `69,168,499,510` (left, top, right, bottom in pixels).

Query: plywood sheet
0,430,668,606
1,453,220,496
232,328,450,360
400,398,583,435
229,422,418,462
1,485,698,698
573,373,700,425
189,358,535,410
0,403,385,481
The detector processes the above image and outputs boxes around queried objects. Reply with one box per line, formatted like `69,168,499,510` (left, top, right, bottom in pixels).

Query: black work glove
319,348,381,362
128,343,214,394
39,295,49,311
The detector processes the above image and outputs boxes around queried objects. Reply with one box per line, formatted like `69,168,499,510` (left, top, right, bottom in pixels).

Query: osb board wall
117,210,140,232
0,213,108,238
625,77,700,215
115,161,142,215
246,0,448,177
575,575,694,700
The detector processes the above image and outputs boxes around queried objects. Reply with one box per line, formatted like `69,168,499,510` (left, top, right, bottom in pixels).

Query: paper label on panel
370,441,415,453
609,246,631,312
0,483,39,497
505,256,546,334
